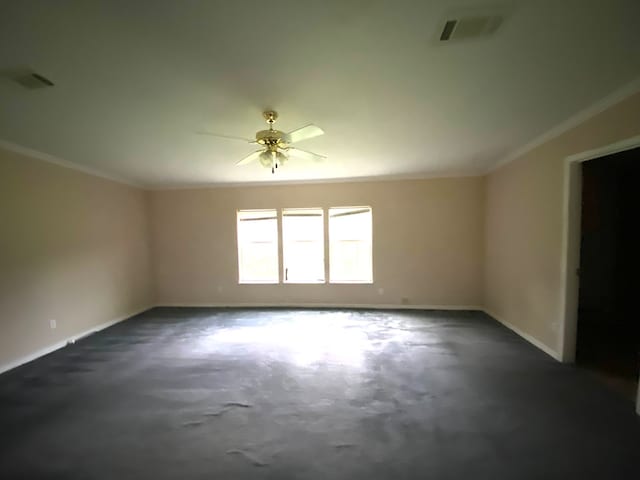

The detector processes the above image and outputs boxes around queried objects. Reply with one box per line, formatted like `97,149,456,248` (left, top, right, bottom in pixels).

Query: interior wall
149,177,485,308
0,147,154,370
484,91,640,356
4,92,637,371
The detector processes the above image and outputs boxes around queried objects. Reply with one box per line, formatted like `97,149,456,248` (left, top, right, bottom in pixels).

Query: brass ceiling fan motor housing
255,111,291,148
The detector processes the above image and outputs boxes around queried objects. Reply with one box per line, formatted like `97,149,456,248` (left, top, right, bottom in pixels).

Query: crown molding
0,138,485,190
7,76,638,188
486,76,640,173
0,139,143,188
146,169,486,191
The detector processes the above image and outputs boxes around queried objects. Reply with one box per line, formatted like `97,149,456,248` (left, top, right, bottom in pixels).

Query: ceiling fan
198,111,326,174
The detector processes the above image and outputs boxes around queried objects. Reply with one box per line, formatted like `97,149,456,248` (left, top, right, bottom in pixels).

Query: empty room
1,1,639,478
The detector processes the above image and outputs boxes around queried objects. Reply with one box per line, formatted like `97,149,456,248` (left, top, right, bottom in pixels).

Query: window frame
236,206,374,285
236,209,280,284
328,206,374,284
281,207,326,284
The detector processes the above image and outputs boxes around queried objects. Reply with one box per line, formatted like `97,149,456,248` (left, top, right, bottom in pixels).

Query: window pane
282,208,325,283
329,207,373,283
237,210,278,283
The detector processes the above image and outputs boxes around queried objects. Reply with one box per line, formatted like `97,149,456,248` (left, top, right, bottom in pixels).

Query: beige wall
5,91,638,371
484,92,640,356
0,147,154,369
149,177,485,308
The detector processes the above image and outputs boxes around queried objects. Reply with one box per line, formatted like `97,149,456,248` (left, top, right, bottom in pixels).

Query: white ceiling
1,0,639,187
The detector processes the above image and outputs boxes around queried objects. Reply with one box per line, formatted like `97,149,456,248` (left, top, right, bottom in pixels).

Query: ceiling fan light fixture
258,149,288,173
259,150,273,168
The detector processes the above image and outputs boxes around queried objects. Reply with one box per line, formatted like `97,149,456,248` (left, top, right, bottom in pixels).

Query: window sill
283,280,326,285
238,280,374,285
329,280,374,284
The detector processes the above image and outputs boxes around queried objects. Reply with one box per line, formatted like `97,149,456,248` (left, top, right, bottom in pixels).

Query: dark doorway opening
576,147,639,401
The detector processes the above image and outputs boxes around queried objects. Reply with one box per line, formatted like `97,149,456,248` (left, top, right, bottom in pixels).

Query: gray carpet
0,308,638,479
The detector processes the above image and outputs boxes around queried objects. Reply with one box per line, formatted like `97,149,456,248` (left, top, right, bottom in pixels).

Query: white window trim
328,206,373,284
236,206,374,285
237,209,280,284
282,207,326,284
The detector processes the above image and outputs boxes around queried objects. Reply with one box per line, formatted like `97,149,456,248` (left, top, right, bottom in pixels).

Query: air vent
14,72,55,89
438,14,504,43
440,20,458,41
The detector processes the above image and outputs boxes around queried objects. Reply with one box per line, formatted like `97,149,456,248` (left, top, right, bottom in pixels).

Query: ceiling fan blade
287,124,324,144
287,147,326,162
236,150,263,166
196,131,255,143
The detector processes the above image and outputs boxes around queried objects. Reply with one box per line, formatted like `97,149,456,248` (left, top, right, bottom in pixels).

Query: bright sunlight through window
237,207,373,284
329,207,373,283
282,208,325,283
237,209,279,283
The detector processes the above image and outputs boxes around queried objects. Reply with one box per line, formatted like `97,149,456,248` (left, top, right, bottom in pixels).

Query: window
282,208,325,283
237,209,279,283
329,207,373,283
236,206,373,284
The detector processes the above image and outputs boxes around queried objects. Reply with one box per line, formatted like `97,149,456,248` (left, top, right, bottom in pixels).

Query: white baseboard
483,309,562,361
158,302,484,311
0,304,565,376
0,305,152,375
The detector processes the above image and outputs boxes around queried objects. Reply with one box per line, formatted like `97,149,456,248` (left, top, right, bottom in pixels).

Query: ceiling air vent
438,14,504,43
13,72,55,89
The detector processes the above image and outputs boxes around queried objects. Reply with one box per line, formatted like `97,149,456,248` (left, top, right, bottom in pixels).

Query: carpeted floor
0,308,638,479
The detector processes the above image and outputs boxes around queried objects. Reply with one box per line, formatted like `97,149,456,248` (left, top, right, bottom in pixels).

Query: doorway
574,147,639,402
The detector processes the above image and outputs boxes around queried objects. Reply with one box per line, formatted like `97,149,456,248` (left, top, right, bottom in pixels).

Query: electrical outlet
49,319,57,329
401,297,409,305
378,287,384,295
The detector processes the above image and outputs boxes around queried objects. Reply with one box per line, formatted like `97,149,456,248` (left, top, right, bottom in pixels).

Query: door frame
559,134,640,413
560,134,640,361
